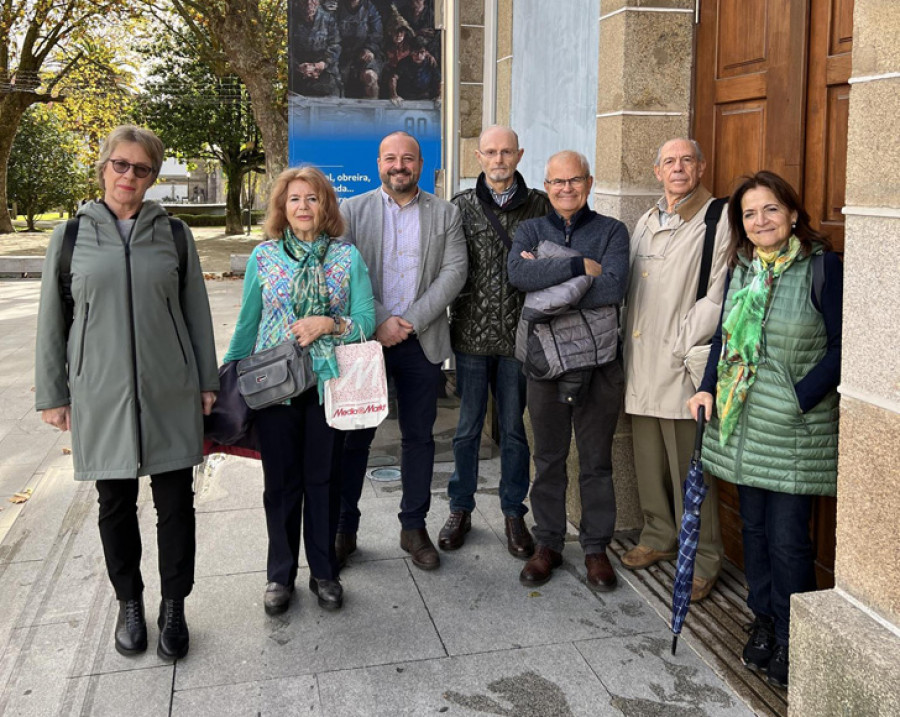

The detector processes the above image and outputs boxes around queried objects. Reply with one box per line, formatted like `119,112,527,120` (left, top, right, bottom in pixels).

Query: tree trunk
0,95,33,234
223,164,244,235
26,208,36,231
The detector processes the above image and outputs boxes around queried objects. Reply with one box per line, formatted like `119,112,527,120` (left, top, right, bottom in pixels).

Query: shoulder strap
59,217,80,334
811,252,825,311
696,197,727,302
477,198,512,250
169,217,188,292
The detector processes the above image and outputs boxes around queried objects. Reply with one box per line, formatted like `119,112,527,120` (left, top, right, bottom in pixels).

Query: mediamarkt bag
324,339,389,430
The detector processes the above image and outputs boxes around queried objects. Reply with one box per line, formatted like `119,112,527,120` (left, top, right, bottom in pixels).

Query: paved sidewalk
0,278,755,716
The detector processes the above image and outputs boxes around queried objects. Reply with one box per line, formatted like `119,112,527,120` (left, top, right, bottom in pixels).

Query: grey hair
544,150,591,180
477,125,520,151
654,138,704,167
95,125,165,192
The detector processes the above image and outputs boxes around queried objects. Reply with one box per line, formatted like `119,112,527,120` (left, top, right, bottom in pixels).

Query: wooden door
693,0,853,588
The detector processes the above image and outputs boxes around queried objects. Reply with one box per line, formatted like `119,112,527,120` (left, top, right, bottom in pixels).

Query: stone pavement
0,275,756,716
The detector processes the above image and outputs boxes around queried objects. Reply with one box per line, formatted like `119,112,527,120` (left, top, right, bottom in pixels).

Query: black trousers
255,389,340,585
96,468,196,601
526,360,624,554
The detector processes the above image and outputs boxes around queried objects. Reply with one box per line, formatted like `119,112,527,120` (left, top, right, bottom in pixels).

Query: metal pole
482,0,498,128
442,0,460,199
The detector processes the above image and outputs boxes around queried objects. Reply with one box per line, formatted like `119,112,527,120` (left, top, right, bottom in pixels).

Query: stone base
790,589,900,716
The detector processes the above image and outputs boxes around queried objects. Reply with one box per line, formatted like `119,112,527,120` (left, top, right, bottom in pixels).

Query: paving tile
172,559,446,691
194,506,269,578
576,633,756,716
194,454,264,513
172,675,321,716
316,642,619,717
67,665,175,717
0,428,59,468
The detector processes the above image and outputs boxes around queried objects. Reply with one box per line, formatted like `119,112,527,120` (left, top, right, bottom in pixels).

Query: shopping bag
324,339,389,430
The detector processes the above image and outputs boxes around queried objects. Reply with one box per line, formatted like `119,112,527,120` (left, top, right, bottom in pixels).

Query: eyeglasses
545,176,587,188
109,159,153,179
478,149,518,159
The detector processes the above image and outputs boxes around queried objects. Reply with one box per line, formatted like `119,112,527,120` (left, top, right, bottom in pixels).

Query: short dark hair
726,171,832,268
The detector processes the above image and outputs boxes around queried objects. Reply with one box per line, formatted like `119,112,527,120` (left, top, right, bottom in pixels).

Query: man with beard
290,0,341,96
336,132,467,571
440,125,549,557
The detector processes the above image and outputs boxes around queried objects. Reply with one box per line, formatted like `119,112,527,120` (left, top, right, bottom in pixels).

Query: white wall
510,0,600,199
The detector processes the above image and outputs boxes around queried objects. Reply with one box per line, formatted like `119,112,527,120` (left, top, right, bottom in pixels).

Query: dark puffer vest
449,172,550,356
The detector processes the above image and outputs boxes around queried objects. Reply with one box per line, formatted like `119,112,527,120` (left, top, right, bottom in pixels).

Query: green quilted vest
702,250,839,496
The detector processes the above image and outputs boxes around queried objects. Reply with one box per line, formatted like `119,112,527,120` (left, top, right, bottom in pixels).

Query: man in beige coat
622,138,729,601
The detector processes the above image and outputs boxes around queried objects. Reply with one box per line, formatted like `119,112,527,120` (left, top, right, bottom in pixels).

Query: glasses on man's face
479,149,518,159
109,159,153,179
545,176,587,188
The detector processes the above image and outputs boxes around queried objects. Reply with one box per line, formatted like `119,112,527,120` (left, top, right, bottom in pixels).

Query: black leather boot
114,598,147,656
157,598,189,661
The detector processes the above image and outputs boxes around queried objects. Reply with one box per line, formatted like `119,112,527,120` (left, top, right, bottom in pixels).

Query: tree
8,108,87,230
153,0,288,185
137,32,264,234
0,0,131,232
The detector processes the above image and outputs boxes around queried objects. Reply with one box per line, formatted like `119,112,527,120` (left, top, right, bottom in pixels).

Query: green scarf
716,235,802,445
283,228,339,393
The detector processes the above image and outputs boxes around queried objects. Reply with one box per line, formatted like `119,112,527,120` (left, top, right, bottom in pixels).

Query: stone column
459,0,486,181
790,0,900,712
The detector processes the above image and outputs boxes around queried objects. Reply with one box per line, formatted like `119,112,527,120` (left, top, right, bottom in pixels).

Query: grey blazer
339,188,467,364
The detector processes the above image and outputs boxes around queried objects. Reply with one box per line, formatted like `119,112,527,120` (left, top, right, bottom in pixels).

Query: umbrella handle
693,404,706,455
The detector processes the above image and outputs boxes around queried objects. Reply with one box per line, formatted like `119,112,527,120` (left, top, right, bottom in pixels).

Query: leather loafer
690,575,717,603
335,532,357,568
114,598,147,656
519,545,562,587
620,544,677,570
264,581,294,615
309,577,343,610
400,528,440,570
157,598,189,661
504,516,535,559
585,552,617,591
438,510,471,551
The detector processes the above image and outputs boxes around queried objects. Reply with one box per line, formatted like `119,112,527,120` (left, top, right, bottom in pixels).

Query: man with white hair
507,150,629,589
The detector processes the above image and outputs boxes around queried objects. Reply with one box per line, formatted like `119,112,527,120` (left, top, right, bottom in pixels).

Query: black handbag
204,361,254,445
236,341,316,410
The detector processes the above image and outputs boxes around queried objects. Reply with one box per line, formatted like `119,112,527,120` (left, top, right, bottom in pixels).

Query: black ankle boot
115,598,147,656
157,598,189,661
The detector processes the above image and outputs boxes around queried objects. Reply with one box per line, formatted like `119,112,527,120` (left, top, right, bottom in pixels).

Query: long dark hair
726,171,831,268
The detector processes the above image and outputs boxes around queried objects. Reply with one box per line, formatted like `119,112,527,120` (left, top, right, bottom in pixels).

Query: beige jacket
623,186,731,419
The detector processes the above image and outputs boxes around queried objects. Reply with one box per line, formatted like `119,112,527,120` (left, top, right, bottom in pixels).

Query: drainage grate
368,467,401,482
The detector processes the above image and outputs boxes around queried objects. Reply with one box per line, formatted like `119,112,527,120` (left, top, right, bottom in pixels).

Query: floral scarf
716,235,802,445
283,228,340,388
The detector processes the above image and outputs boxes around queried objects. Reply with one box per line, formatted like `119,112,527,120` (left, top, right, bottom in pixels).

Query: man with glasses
439,126,549,557
621,138,728,602
507,150,629,589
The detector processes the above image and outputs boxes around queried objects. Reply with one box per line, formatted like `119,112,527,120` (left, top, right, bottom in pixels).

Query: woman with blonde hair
223,166,375,615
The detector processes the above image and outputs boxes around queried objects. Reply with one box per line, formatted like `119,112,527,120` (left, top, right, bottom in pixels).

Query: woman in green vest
688,171,843,689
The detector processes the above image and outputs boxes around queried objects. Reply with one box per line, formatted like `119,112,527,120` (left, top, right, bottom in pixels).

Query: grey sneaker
264,581,294,615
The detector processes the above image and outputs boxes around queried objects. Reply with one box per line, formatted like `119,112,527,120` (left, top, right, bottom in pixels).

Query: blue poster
288,0,442,198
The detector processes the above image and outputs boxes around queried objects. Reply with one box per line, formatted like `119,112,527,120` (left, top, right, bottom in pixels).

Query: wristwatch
332,317,342,335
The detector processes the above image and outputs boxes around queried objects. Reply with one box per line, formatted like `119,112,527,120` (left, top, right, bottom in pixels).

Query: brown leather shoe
585,552,617,591
400,529,440,570
620,544,677,570
438,510,471,551
690,575,717,603
335,532,357,568
519,545,562,587
504,516,535,559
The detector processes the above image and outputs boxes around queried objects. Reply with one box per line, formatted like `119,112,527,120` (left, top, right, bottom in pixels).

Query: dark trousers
96,468,196,601
526,361,624,554
738,485,817,645
255,389,340,584
338,337,443,533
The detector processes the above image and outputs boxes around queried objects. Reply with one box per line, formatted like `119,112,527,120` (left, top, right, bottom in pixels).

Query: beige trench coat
623,187,731,420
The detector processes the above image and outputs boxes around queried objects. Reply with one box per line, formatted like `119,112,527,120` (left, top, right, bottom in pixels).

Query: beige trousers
630,415,724,580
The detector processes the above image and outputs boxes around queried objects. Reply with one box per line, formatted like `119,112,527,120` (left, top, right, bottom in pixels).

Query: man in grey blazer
336,131,467,571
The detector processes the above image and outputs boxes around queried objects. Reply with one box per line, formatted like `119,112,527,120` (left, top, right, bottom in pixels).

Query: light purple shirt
381,188,421,317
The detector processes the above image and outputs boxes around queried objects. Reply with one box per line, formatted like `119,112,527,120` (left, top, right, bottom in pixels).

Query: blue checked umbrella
671,405,708,655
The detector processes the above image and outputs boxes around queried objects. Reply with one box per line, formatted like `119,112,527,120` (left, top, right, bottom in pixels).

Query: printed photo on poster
289,0,442,197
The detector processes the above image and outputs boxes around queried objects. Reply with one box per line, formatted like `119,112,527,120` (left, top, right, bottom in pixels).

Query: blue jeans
738,485,817,645
448,352,530,518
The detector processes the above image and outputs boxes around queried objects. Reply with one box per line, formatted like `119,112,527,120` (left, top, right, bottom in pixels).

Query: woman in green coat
34,126,219,661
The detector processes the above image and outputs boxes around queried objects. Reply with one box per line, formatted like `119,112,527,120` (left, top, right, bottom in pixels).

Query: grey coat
339,188,467,364
34,200,219,480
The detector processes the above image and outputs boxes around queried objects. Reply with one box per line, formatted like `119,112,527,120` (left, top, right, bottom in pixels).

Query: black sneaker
742,616,775,672
767,643,789,688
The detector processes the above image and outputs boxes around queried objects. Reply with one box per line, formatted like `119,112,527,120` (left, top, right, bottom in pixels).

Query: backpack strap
59,216,80,335
168,216,188,293
477,198,512,250
696,197,727,302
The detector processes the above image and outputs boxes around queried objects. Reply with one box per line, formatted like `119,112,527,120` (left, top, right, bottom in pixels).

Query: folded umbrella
671,404,708,655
